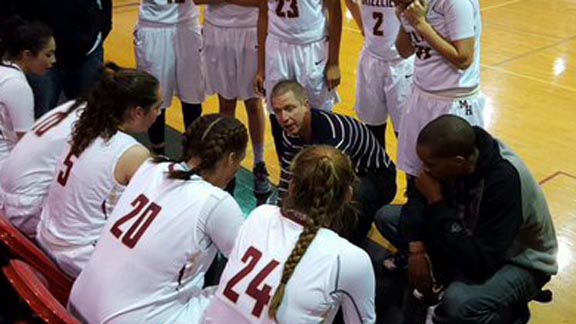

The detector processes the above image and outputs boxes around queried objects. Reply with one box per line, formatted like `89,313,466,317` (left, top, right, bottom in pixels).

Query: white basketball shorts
397,86,485,176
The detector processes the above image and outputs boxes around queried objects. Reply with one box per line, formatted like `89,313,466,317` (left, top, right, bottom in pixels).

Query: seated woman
0,17,56,167
202,145,376,324
68,114,247,324
36,64,160,277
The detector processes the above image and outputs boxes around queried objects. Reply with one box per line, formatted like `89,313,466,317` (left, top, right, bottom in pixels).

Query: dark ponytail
70,62,159,156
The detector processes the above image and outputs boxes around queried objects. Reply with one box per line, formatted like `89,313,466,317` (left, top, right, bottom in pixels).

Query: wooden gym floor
107,0,576,322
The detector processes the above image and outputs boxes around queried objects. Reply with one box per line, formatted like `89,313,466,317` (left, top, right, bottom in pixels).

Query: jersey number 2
110,194,162,248
276,0,299,18
223,246,280,318
372,12,384,36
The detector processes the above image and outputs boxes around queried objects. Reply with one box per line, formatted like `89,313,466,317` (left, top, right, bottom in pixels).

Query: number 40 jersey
202,205,376,324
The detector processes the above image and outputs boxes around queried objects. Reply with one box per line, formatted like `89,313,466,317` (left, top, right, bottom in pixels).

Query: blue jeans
433,265,549,324
28,43,104,118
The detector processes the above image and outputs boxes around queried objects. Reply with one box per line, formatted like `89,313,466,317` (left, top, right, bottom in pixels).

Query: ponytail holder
201,117,223,141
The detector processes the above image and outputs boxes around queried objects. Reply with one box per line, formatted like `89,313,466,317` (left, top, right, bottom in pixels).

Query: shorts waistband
414,86,481,101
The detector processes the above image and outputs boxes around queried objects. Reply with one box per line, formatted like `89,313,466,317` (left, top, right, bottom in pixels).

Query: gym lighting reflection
553,57,566,77
345,10,353,21
557,236,572,273
482,95,494,131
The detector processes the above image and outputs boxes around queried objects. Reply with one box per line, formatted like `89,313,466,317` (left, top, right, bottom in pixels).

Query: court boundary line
539,171,576,185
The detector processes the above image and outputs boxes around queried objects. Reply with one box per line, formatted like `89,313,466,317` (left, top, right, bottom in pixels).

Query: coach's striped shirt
279,109,396,198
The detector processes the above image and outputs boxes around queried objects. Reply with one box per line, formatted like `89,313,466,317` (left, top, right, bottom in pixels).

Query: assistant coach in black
270,80,397,244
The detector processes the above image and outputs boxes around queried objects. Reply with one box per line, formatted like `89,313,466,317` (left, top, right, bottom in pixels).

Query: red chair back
3,259,81,324
0,212,73,304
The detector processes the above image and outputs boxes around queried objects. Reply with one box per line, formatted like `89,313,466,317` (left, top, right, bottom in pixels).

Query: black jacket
9,0,112,68
401,127,523,282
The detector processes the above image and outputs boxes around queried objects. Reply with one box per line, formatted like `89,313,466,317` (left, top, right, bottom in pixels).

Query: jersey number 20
223,246,280,318
110,194,162,248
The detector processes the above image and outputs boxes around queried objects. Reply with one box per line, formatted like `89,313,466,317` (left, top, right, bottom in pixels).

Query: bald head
417,115,476,158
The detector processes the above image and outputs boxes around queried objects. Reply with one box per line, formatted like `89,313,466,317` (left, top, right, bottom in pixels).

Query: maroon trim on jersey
281,209,307,226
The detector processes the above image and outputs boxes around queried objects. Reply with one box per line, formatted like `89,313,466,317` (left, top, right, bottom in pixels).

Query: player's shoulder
245,204,281,225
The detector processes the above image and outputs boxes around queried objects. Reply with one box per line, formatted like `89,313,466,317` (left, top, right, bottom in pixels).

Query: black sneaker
253,162,272,195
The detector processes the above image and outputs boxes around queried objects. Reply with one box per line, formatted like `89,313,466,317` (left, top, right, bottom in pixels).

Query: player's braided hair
165,114,248,180
269,145,357,320
70,62,159,156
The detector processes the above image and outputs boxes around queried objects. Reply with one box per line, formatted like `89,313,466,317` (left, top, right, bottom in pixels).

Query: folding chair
3,259,81,324
0,212,73,304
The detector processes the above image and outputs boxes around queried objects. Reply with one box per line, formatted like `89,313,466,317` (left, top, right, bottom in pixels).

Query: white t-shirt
69,161,244,324
37,131,142,275
360,0,401,60
401,0,482,93
203,205,376,324
0,63,34,167
138,0,200,26
0,101,83,236
267,0,327,44
205,4,258,28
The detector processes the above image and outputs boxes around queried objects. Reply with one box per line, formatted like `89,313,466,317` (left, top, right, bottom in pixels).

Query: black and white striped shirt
279,109,395,197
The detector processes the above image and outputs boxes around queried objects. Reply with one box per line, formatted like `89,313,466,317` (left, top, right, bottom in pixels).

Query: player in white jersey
203,146,376,324
196,0,272,195
395,0,485,177
255,0,343,160
345,0,413,147
0,19,56,167
0,100,83,238
36,64,161,278
135,0,205,155
69,115,248,324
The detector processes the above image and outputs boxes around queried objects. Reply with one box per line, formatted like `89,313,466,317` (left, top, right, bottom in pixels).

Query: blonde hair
269,145,357,320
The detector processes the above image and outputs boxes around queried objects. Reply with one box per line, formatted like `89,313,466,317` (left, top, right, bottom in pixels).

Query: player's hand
325,64,341,91
415,171,443,204
408,250,434,291
254,70,266,97
404,0,428,28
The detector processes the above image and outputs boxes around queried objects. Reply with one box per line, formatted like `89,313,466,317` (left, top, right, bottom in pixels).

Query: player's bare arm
326,0,342,90
344,0,364,36
225,0,260,6
403,0,475,70
114,145,151,185
192,0,224,5
255,0,268,96
395,25,415,58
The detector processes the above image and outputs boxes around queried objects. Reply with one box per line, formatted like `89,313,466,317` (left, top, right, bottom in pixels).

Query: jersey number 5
276,0,299,18
223,246,280,318
110,194,162,248
372,12,384,36
57,151,77,186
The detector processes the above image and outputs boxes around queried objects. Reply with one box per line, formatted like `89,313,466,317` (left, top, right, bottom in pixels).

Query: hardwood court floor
107,1,576,322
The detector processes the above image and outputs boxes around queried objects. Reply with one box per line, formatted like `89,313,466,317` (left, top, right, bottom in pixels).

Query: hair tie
201,117,223,141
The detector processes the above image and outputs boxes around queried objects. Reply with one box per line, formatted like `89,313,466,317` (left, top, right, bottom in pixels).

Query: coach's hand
254,70,266,97
408,242,434,291
415,171,443,204
325,64,341,90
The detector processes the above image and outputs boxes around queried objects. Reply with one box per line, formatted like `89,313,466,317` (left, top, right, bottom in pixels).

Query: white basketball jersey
139,0,200,26
0,63,33,166
37,131,141,250
69,161,244,324
401,0,482,92
360,0,401,60
205,4,258,28
203,205,376,324
267,0,327,44
0,101,82,218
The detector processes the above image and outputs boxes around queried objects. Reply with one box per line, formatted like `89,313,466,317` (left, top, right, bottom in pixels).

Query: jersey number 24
223,246,281,318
